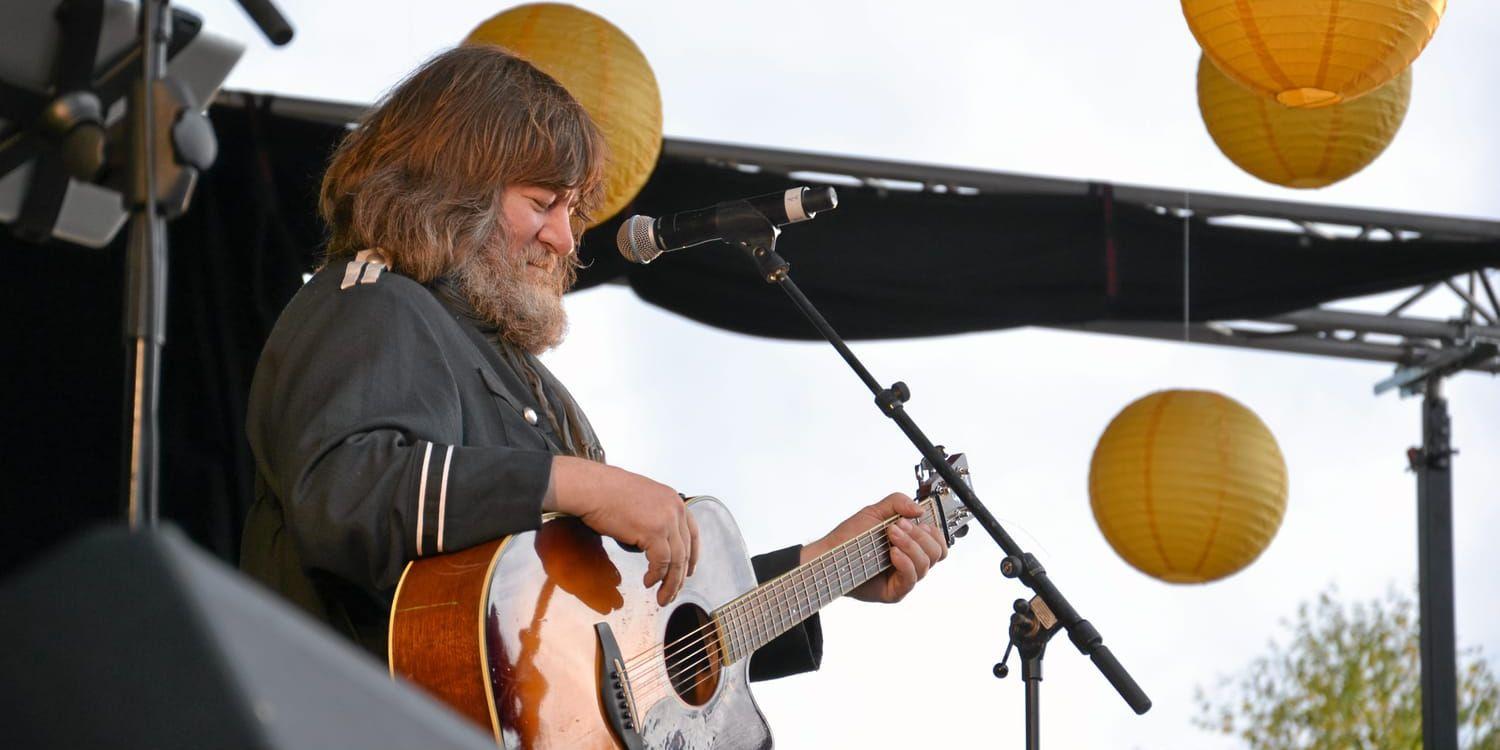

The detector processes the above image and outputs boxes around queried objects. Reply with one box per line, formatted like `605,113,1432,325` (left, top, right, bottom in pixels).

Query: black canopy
593,158,1500,340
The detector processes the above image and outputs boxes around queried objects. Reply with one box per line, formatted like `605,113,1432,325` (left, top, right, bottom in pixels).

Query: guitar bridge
595,622,644,750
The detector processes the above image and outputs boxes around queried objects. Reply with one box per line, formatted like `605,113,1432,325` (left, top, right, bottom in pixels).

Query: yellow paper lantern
1181,0,1443,108
1089,390,1288,584
467,3,662,227
1198,53,1410,189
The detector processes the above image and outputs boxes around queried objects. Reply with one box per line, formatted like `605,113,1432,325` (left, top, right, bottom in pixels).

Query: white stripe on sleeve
415,442,434,556
436,445,454,553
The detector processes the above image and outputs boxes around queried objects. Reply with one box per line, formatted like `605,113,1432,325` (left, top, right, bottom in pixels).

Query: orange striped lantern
1181,0,1443,108
467,4,662,227
1089,390,1288,584
1198,53,1410,189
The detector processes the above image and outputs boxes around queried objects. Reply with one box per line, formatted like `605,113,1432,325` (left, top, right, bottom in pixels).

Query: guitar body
390,497,772,750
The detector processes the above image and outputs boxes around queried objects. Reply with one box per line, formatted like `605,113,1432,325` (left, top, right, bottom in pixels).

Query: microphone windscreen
616,215,659,264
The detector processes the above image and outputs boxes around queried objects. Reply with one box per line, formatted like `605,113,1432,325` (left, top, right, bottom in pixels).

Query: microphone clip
717,201,789,283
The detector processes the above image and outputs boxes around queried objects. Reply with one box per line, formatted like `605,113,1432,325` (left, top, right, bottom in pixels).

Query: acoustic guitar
389,454,972,749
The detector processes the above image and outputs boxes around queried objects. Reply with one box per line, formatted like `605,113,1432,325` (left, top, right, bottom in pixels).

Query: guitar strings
626,526,909,697
635,548,890,699
634,533,904,702
621,519,889,670
623,618,714,670
621,510,905,672
631,533,892,694
629,625,731,701
622,504,937,687
622,503,932,675
629,532,896,696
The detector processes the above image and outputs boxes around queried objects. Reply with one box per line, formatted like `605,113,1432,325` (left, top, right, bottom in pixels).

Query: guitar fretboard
712,497,941,664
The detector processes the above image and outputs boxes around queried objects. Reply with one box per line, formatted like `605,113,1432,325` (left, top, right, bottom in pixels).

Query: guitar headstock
915,451,973,545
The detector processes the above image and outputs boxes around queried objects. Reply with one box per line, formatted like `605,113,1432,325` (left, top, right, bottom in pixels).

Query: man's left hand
800,493,948,604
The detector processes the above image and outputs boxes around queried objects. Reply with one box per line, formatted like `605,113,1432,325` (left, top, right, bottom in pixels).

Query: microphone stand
121,0,172,528
121,0,291,529
712,202,1152,748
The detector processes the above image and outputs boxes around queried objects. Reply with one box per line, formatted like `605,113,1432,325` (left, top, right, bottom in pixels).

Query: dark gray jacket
240,261,821,680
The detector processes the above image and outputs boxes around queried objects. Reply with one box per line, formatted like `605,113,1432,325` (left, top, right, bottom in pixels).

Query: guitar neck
712,497,943,665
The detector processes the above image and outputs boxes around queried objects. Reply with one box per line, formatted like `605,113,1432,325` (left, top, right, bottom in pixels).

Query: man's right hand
543,456,700,606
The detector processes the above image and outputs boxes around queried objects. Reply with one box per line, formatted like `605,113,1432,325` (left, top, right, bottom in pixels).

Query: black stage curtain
4,103,1496,574
2,104,326,572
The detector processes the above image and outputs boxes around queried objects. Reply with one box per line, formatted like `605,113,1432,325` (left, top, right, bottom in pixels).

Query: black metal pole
1416,379,1458,750
121,0,170,529
1001,595,1058,750
1022,654,1042,750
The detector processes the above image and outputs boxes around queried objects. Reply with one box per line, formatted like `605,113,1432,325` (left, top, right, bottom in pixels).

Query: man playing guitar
240,43,947,714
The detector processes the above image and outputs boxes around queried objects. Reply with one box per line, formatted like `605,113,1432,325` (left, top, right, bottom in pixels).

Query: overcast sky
188,2,1500,747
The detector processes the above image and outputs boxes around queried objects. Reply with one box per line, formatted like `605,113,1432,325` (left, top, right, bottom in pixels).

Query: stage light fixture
0,0,242,248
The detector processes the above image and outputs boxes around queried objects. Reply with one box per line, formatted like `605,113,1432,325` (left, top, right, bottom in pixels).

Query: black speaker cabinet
0,525,494,749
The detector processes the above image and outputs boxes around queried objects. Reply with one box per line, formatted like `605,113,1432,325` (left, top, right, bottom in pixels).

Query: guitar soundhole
663,603,721,706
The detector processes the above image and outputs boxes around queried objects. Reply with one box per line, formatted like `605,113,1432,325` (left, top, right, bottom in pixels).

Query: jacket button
523,407,539,425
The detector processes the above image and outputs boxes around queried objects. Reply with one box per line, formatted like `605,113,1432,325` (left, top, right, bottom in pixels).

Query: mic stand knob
993,640,1014,679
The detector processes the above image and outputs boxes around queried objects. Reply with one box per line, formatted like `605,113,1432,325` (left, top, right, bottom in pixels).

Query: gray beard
454,234,574,355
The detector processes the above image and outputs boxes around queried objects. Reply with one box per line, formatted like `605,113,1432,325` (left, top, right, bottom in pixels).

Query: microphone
616,186,838,264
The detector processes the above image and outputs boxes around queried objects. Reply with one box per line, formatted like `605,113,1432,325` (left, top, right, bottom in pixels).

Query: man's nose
539,206,576,257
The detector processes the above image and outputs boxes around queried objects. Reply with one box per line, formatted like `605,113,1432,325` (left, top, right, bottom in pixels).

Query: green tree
1195,587,1500,749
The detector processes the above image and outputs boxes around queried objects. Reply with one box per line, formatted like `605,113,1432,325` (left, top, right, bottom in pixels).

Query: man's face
456,184,582,354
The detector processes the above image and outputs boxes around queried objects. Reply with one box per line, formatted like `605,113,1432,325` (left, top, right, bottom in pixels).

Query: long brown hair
318,45,606,281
